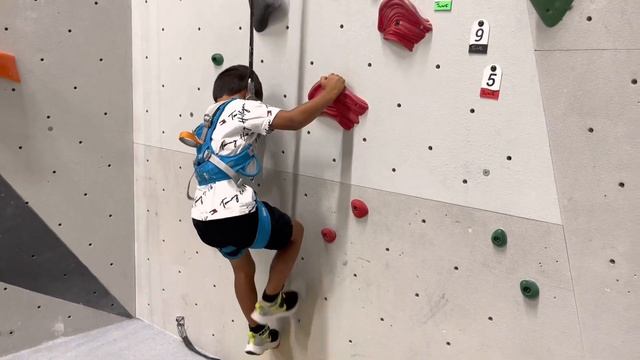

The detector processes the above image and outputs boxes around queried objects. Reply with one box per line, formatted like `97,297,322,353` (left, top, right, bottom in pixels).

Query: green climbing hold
211,53,224,66
491,229,507,247
530,0,573,27
520,280,540,299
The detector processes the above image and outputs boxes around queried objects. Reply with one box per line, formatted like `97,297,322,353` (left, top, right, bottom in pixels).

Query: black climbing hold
520,280,540,299
211,53,224,66
252,0,282,33
530,0,574,27
491,229,507,247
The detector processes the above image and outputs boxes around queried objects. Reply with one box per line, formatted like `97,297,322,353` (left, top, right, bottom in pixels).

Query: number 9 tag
469,19,490,54
480,64,502,100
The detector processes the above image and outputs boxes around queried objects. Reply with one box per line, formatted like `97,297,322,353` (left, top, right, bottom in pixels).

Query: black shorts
192,202,293,259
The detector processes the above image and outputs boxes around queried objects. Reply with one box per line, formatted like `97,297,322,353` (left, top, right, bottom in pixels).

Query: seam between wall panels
531,40,586,359
133,139,566,227
268,165,566,227
290,0,306,218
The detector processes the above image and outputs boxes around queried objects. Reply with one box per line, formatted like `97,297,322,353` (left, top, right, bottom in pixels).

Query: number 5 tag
469,19,490,54
480,64,502,100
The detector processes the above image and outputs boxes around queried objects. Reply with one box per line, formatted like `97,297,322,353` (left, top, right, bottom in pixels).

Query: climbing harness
180,99,263,200
176,316,221,360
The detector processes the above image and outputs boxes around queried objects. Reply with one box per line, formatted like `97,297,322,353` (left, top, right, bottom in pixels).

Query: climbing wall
0,0,134,356
528,1,640,359
133,1,637,360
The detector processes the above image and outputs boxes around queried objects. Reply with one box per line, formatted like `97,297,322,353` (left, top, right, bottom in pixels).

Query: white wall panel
133,0,561,224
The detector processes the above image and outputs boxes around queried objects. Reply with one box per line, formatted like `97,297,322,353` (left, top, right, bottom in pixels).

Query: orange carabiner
178,131,203,147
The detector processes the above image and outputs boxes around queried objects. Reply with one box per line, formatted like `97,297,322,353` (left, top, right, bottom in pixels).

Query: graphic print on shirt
240,127,253,141
220,195,240,208
229,103,251,124
219,139,238,152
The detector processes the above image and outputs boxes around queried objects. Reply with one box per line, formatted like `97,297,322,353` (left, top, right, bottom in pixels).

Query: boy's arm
271,74,345,131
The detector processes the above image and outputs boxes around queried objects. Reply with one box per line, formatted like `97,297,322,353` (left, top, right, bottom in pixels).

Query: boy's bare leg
230,252,260,327
264,220,304,295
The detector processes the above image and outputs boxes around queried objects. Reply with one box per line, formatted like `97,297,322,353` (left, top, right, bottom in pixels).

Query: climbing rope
247,0,257,100
176,316,221,359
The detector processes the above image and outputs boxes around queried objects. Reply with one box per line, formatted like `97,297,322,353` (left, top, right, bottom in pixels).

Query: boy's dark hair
213,65,263,102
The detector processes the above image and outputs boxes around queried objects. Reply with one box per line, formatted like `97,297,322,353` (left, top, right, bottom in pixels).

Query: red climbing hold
351,199,369,219
378,0,433,51
307,84,368,131
321,228,337,243
0,51,21,83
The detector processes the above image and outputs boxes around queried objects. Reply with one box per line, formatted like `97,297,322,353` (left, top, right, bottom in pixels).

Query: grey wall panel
536,50,640,360
135,144,582,360
0,284,124,356
0,175,130,318
0,0,134,355
528,0,640,50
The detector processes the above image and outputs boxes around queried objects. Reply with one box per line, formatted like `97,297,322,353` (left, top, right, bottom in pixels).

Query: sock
262,289,280,304
249,323,267,334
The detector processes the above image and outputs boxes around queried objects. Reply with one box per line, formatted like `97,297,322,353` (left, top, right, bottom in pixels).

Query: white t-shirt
190,100,280,221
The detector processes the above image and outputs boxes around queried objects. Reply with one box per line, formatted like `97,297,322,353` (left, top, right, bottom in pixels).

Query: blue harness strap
250,201,272,250
194,99,263,187
219,201,272,260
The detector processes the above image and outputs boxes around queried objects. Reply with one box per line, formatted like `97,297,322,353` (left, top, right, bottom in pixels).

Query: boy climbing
188,65,345,355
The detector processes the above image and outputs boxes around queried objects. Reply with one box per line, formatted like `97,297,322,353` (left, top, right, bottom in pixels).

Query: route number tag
480,64,502,100
469,19,490,54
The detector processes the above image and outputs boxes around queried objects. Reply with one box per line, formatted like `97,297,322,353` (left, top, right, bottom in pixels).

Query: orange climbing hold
178,131,203,148
0,51,21,83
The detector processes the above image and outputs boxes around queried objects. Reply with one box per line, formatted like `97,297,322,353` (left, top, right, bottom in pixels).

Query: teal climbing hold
211,53,224,66
530,0,573,27
520,280,540,299
491,229,507,247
